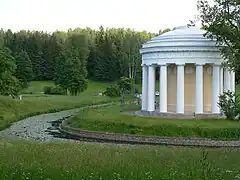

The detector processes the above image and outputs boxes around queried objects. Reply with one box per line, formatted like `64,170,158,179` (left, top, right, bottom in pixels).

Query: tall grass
0,140,240,180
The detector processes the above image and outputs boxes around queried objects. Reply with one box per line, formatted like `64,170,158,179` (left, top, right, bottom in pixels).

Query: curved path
1,103,240,148
0,103,112,142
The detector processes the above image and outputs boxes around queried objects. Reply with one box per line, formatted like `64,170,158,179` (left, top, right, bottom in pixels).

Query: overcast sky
0,0,214,33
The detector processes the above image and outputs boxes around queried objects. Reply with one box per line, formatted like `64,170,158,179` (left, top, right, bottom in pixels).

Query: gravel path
0,104,112,142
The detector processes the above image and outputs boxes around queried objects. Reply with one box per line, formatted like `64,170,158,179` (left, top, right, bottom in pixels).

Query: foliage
69,105,240,140
0,74,21,97
43,86,52,94
218,90,240,120
104,77,138,97
117,76,132,94
53,53,67,88
67,75,88,96
0,27,156,84
43,86,67,95
0,47,20,96
57,33,89,95
197,0,240,79
103,84,120,97
14,50,33,88
0,27,157,94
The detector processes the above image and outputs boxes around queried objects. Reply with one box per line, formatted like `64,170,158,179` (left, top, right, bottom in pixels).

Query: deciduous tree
0,48,20,96
197,0,240,74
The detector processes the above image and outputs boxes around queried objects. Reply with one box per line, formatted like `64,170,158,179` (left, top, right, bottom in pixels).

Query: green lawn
0,81,116,131
22,81,55,94
1,140,240,180
68,105,240,140
22,80,114,94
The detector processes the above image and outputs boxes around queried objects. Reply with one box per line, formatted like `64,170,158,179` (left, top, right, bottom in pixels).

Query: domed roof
154,25,206,38
140,26,223,66
140,26,219,54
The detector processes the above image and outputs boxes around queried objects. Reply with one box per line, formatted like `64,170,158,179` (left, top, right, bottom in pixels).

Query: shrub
50,86,67,95
104,77,139,98
43,86,52,94
43,86,67,95
218,90,240,120
104,85,120,97
68,76,88,96
117,77,132,94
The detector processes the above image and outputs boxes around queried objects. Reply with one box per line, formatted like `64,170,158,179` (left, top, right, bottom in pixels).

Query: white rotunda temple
140,26,235,114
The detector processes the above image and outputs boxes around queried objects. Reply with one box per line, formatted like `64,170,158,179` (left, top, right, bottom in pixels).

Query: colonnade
141,63,235,114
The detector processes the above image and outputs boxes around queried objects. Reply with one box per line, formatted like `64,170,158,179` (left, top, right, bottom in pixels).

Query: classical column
141,65,148,111
176,63,185,113
224,68,231,92
147,65,155,112
159,64,167,113
212,63,220,113
230,71,235,93
220,67,224,94
195,64,204,114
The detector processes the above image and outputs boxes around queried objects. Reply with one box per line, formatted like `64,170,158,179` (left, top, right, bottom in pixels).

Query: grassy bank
0,140,240,180
0,81,116,130
68,105,240,140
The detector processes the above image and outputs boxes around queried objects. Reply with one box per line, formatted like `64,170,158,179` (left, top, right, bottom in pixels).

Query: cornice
140,47,220,54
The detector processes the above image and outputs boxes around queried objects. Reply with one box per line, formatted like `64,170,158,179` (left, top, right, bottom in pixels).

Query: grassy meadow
1,140,240,180
0,81,116,130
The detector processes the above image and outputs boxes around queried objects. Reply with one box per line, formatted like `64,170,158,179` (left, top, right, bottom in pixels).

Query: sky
0,0,213,33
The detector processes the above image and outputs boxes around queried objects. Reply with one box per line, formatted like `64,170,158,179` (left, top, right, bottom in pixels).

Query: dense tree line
0,27,158,82
0,26,166,95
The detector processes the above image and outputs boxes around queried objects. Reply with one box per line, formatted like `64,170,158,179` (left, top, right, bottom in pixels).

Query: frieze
142,51,221,59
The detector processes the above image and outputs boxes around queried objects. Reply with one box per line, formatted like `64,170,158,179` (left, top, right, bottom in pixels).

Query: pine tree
54,52,68,89
56,33,89,95
15,50,33,88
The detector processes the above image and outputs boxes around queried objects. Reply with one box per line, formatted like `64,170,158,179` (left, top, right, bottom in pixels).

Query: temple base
133,110,224,119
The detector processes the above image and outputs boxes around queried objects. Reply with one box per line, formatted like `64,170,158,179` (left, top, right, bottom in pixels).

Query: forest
0,26,175,96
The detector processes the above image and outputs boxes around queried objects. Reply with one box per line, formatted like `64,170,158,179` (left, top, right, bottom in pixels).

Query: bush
43,86,52,94
104,77,139,98
51,86,67,95
218,90,240,120
43,86,67,95
103,85,120,97
117,77,132,94
68,76,88,96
